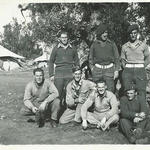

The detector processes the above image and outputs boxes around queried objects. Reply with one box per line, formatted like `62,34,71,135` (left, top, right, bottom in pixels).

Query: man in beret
119,84,150,144
59,66,95,124
121,24,150,101
89,24,120,93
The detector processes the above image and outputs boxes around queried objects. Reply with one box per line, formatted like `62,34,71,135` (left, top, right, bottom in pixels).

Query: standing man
81,79,119,131
59,66,95,124
49,30,79,106
119,84,150,144
20,68,60,128
121,24,150,100
89,24,120,93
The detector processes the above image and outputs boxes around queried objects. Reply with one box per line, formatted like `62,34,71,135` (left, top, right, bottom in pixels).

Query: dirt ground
0,69,128,145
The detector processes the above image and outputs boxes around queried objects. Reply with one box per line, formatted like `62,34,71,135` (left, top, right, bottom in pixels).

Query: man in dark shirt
49,31,79,108
89,24,120,93
119,84,150,144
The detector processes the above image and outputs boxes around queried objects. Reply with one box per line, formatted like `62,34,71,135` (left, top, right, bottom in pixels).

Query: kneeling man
81,79,119,131
20,68,60,128
119,85,150,144
59,66,95,124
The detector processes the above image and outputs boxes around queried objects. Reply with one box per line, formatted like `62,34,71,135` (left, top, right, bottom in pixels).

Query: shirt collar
97,90,108,98
57,42,72,49
34,79,45,89
72,79,83,87
127,40,142,48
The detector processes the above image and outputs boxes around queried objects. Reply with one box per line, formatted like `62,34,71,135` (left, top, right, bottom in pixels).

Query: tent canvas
0,45,24,59
0,45,25,71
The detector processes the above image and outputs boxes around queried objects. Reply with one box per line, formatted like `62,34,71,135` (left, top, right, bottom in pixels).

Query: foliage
1,3,150,59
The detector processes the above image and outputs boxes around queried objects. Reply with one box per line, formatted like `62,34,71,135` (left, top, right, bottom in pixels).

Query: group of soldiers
20,23,150,144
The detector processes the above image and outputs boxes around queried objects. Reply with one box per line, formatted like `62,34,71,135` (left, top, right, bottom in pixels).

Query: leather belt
95,63,113,69
125,64,144,68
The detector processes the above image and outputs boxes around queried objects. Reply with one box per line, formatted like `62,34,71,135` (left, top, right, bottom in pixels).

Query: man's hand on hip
114,71,119,80
50,76,54,82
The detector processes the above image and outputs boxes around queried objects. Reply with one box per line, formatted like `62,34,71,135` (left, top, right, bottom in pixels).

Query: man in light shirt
121,24,150,100
59,66,95,124
20,68,60,128
81,79,119,131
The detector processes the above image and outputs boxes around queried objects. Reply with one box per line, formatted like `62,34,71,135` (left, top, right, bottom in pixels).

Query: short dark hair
95,78,106,85
33,68,44,75
72,65,82,73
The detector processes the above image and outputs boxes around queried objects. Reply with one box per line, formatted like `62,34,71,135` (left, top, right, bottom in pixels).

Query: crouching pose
81,79,119,131
119,84,150,144
20,68,60,128
59,66,95,124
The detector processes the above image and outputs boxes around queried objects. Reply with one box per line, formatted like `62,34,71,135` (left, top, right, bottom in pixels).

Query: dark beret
128,24,139,34
72,66,82,73
125,83,137,92
96,24,108,35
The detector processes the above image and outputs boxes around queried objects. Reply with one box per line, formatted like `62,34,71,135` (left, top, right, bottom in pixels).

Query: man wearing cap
89,24,120,93
49,30,79,107
119,84,150,144
81,79,119,131
59,66,95,124
121,24,150,100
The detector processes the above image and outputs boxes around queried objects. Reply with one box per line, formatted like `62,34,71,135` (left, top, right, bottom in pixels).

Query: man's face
130,30,138,42
60,33,68,45
126,90,136,100
34,71,44,84
97,82,107,95
73,70,82,82
100,31,108,41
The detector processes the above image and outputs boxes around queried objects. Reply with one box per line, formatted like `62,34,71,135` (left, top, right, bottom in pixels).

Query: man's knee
112,114,119,122
52,98,61,108
59,115,69,124
119,118,129,125
20,107,33,116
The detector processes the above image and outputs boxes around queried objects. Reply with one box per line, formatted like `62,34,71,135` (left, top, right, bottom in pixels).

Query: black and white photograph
0,1,150,146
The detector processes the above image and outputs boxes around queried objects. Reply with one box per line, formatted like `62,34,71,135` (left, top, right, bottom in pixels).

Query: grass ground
0,70,128,145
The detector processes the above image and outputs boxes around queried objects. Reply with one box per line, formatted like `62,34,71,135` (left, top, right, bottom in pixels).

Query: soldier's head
125,84,137,100
33,68,44,85
72,66,82,82
96,24,108,42
59,30,68,45
96,79,107,95
128,24,139,42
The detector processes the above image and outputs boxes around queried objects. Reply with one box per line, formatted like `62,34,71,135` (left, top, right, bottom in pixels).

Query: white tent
0,45,24,59
0,45,25,71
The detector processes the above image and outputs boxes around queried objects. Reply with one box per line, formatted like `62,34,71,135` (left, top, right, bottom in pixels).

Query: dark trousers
20,98,60,121
54,77,72,103
92,66,115,92
122,67,147,100
119,118,150,141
